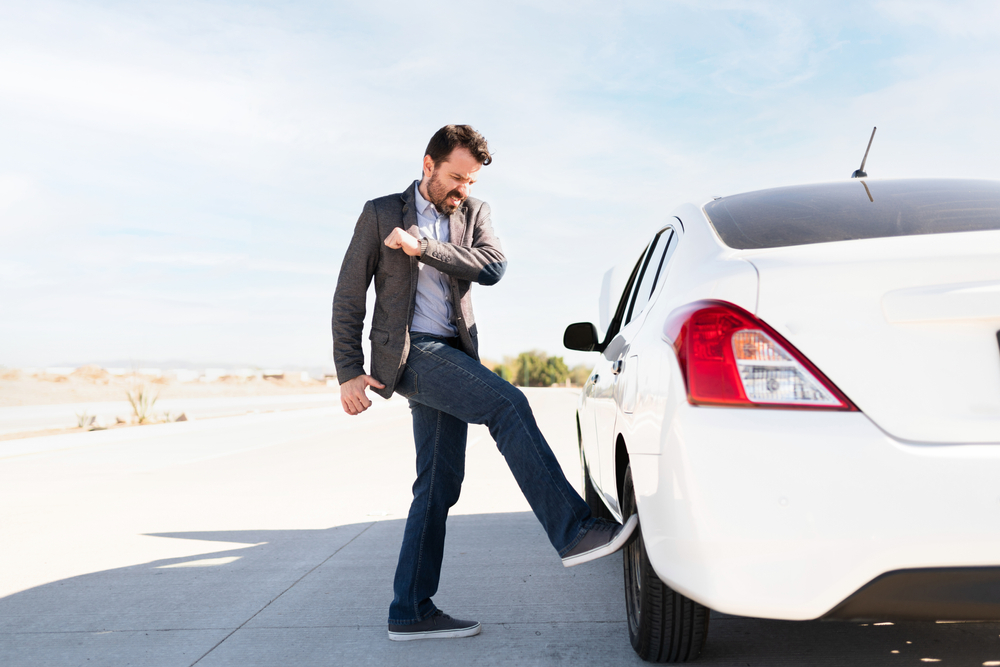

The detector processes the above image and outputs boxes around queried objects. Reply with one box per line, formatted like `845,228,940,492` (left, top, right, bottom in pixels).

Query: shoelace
592,521,617,535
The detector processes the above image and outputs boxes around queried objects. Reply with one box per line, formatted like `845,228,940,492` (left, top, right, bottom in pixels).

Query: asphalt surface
1,388,999,666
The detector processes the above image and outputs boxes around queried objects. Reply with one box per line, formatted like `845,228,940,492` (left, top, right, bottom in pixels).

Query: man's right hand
340,375,386,415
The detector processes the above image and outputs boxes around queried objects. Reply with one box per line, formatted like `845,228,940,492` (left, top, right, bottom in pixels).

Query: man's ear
422,154,435,179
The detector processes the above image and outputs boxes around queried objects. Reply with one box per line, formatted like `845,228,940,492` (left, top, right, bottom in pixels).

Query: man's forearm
420,238,507,285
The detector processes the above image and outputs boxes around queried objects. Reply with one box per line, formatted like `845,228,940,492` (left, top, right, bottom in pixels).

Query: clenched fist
384,228,422,256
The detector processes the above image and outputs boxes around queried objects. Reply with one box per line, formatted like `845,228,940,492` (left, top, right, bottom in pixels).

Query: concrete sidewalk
2,388,999,666
0,515,638,665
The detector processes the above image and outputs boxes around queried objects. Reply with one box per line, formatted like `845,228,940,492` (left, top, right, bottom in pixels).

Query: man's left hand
384,228,422,256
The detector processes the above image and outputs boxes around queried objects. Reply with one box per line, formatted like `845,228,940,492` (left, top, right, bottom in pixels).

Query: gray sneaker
561,514,639,567
388,610,481,641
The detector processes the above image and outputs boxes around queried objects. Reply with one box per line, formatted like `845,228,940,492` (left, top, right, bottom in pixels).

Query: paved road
1,389,999,666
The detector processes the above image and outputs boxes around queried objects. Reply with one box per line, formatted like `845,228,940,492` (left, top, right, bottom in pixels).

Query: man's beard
426,171,465,215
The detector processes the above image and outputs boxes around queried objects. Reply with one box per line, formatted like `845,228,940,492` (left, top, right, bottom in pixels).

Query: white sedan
564,178,1000,663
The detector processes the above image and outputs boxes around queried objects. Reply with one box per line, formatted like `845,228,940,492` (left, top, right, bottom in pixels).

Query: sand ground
0,367,339,441
0,368,336,408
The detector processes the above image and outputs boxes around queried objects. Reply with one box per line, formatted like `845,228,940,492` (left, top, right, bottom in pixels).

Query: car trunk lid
745,230,1000,444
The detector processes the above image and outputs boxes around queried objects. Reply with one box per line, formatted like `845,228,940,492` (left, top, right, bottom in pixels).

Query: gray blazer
332,181,507,399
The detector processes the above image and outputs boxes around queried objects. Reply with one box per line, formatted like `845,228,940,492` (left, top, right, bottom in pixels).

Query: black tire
623,465,710,663
578,417,613,520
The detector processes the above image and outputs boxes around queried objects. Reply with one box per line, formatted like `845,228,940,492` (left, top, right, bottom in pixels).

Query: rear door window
625,229,674,325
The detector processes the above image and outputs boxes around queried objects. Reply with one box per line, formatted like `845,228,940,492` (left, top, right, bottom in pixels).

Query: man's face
422,147,482,215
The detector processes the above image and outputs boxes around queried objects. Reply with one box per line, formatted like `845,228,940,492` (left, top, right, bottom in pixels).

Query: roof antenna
851,126,877,178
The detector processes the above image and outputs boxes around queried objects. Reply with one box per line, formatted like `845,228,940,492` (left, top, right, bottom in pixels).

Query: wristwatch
419,238,429,256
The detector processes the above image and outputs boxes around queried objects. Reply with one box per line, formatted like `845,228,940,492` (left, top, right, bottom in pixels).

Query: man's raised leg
402,337,594,554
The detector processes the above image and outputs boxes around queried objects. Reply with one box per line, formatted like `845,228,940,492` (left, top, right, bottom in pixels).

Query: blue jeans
387,334,593,624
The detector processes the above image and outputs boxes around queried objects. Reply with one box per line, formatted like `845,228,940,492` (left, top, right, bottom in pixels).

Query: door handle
611,359,624,375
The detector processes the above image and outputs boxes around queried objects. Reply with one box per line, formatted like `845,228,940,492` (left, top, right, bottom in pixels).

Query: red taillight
663,300,857,410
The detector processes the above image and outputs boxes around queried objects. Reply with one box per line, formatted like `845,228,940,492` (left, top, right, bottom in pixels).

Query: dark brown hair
425,125,492,166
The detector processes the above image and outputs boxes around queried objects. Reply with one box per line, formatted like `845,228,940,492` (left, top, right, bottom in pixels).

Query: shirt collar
413,181,439,218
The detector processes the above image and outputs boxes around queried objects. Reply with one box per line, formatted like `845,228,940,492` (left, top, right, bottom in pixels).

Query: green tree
539,355,570,386
498,350,572,387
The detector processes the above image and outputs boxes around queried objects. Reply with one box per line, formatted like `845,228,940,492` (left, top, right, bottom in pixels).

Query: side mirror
563,322,600,352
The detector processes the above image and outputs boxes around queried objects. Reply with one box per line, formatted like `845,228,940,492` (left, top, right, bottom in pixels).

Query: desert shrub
126,383,159,424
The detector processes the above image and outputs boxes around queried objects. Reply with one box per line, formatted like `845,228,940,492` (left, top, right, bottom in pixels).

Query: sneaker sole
561,513,639,568
387,623,481,641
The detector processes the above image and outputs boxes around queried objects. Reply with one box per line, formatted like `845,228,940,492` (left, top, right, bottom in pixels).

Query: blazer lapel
401,181,420,238
449,204,468,248
400,182,421,295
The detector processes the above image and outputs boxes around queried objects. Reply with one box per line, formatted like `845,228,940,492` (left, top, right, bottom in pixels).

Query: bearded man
331,124,637,641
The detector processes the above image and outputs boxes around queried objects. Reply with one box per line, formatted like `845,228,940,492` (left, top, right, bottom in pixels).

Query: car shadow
0,512,998,666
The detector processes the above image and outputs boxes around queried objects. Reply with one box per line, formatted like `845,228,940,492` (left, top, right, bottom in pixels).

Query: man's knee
500,384,531,414
485,385,534,435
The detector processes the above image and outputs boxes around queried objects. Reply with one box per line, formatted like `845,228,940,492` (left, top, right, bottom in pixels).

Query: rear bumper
629,403,1000,620
823,567,1000,621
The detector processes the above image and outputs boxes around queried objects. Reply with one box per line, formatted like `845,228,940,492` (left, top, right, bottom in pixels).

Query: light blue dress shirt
410,182,458,337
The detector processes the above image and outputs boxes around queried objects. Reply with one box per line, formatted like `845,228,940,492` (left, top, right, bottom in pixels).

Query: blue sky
2,0,1000,370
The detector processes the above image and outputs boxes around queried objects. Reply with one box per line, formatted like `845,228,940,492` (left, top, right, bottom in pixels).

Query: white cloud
131,252,338,276
0,174,37,211
877,0,1000,37
0,51,266,138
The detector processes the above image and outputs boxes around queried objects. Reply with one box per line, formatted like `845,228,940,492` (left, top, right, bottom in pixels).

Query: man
331,124,637,642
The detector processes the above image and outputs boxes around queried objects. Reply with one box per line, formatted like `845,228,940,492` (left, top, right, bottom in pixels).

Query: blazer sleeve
331,200,380,384
419,202,507,286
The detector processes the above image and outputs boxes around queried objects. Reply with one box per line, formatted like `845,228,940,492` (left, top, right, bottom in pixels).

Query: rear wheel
623,465,710,663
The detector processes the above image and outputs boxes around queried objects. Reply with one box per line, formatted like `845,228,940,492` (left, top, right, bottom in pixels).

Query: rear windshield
703,179,1000,249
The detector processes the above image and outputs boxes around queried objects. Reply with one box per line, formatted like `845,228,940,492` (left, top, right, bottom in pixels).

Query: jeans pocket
395,366,419,398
